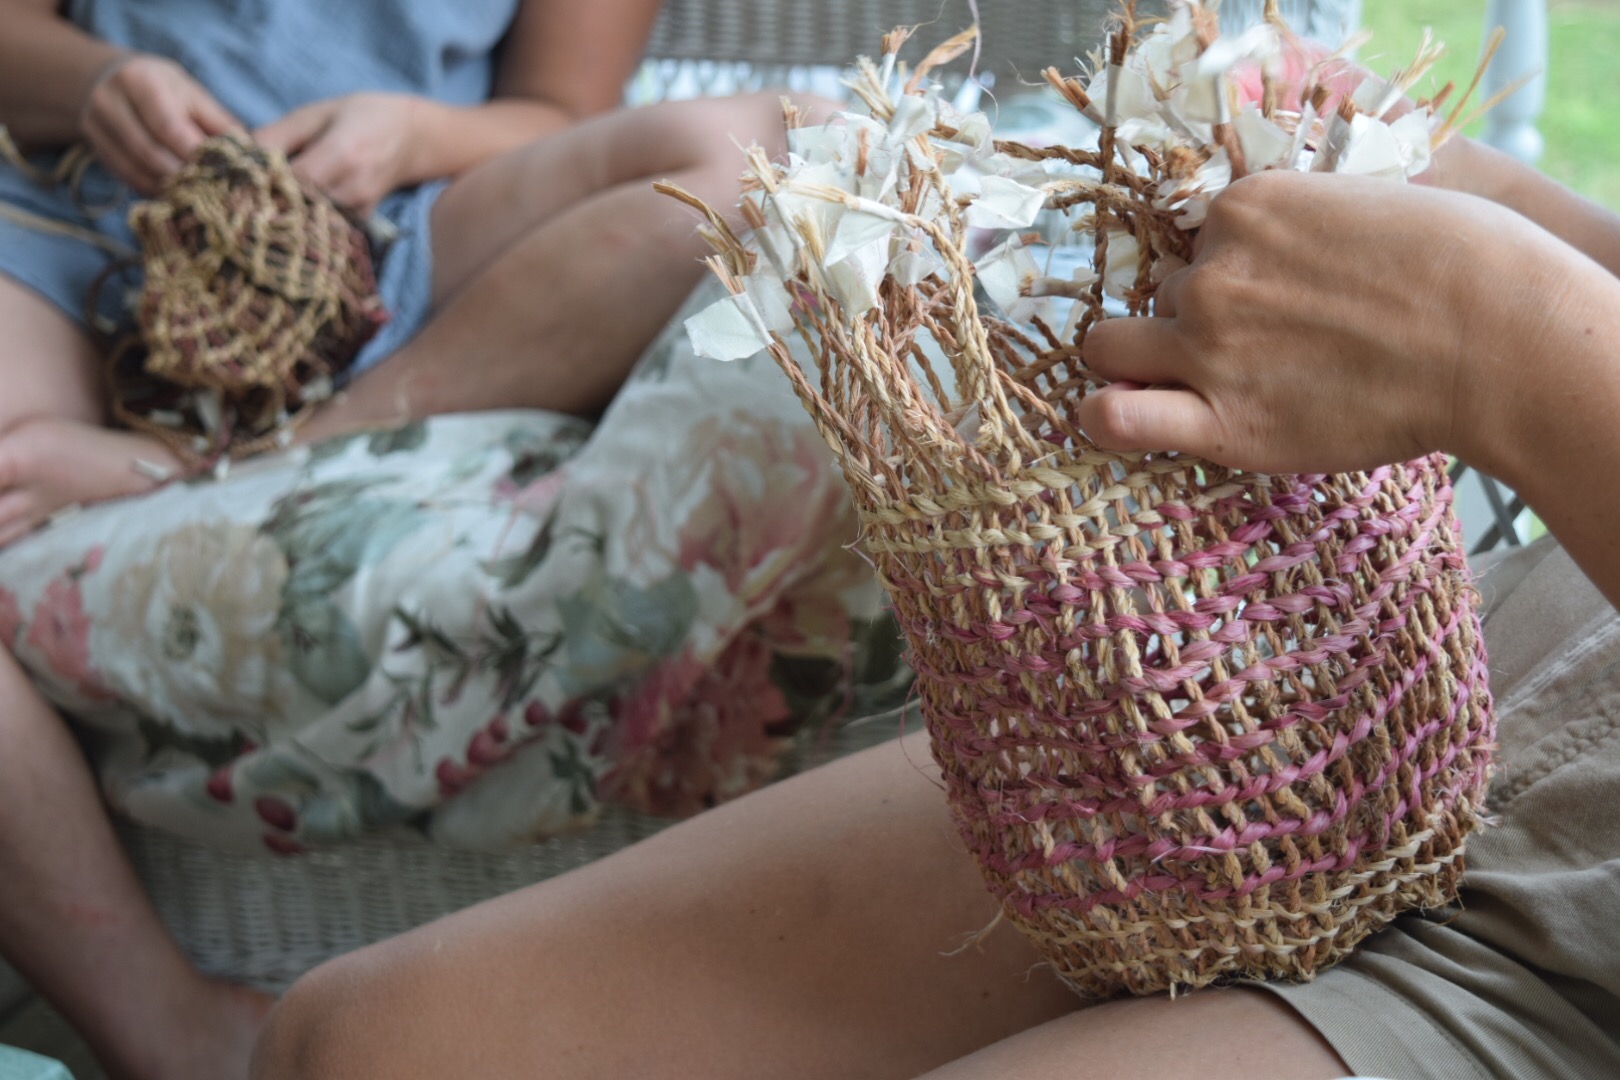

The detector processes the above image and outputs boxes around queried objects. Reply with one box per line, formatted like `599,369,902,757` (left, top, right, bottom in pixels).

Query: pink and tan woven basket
675,4,1496,996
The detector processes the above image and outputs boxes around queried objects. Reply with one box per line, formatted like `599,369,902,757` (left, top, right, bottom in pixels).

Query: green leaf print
283,600,374,704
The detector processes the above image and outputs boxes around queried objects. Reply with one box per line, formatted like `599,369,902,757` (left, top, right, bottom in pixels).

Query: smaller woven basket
675,4,1496,997
111,136,387,458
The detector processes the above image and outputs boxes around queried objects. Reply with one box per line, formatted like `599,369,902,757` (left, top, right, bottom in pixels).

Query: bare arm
1079,172,1620,609
256,0,664,213
1467,251,1620,607
0,0,127,145
402,0,666,183
0,0,239,192
1428,137,1620,280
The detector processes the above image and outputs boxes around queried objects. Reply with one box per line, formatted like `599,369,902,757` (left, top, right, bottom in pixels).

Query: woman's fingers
1081,315,1191,387
286,135,355,199
1076,384,1222,457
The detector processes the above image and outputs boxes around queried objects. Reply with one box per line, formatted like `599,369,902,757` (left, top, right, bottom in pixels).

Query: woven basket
776,314,1493,996
678,13,1496,996
112,136,386,457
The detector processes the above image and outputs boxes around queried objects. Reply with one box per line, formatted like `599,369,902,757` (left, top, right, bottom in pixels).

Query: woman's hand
1076,170,1586,477
255,93,423,216
80,54,241,195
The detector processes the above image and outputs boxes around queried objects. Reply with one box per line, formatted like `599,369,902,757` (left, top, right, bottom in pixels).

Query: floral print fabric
0,285,908,853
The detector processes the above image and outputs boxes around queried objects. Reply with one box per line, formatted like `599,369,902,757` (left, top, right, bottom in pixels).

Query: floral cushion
0,284,907,853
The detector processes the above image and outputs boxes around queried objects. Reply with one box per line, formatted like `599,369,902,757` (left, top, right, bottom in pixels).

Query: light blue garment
0,0,522,375
0,1045,72,1080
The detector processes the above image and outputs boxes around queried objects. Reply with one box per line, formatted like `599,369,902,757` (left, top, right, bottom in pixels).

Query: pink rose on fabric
0,587,21,651
495,469,570,518
25,573,111,701
658,417,863,622
601,633,792,818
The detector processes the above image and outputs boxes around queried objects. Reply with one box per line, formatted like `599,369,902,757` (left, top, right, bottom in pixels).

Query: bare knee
251,953,403,1080
663,91,842,219
0,276,106,430
688,90,840,163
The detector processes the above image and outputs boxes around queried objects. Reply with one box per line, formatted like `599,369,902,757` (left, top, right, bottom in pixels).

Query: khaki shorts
1256,538,1620,1079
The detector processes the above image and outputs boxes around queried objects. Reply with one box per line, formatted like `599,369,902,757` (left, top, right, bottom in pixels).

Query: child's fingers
83,109,167,194
255,104,331,156
190,92,243,137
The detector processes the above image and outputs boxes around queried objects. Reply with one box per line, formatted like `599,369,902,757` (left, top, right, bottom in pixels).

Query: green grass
1360,0,1620,208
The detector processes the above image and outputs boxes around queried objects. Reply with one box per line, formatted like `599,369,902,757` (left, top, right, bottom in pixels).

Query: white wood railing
1482,0,1549,163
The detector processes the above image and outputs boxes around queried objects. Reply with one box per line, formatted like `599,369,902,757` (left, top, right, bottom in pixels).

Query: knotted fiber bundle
111,135,387,458
671,2,1496,996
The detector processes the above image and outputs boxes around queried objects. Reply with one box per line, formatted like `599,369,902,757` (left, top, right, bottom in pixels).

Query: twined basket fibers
111,135,386,458
675,5,1496,996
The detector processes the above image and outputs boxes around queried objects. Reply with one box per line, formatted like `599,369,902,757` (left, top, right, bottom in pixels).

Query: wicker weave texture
644,0,1358,73
646,0,1121,76
121,715,906,989
118,811,665,991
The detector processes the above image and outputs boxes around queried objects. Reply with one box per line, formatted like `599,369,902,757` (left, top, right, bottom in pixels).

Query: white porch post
1482,0,1549,164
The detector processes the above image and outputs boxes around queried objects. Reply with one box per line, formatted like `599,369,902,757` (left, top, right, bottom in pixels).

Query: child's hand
80,54,241,195
256,93,423,217
1076,170,1576,476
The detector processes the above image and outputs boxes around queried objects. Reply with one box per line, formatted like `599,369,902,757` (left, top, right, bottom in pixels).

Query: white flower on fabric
97,523,294,737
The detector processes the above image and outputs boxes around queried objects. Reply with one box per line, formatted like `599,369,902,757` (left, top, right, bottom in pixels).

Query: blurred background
1364,0,1619,208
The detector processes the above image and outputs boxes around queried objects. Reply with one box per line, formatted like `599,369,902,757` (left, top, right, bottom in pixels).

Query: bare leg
302,92,813,438
251,731,1074,1079
0,645,272,1079
0,278,104,428
0,280,180,546
251,731,1347,1080
0,94,802,535
912,991,1349,1080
